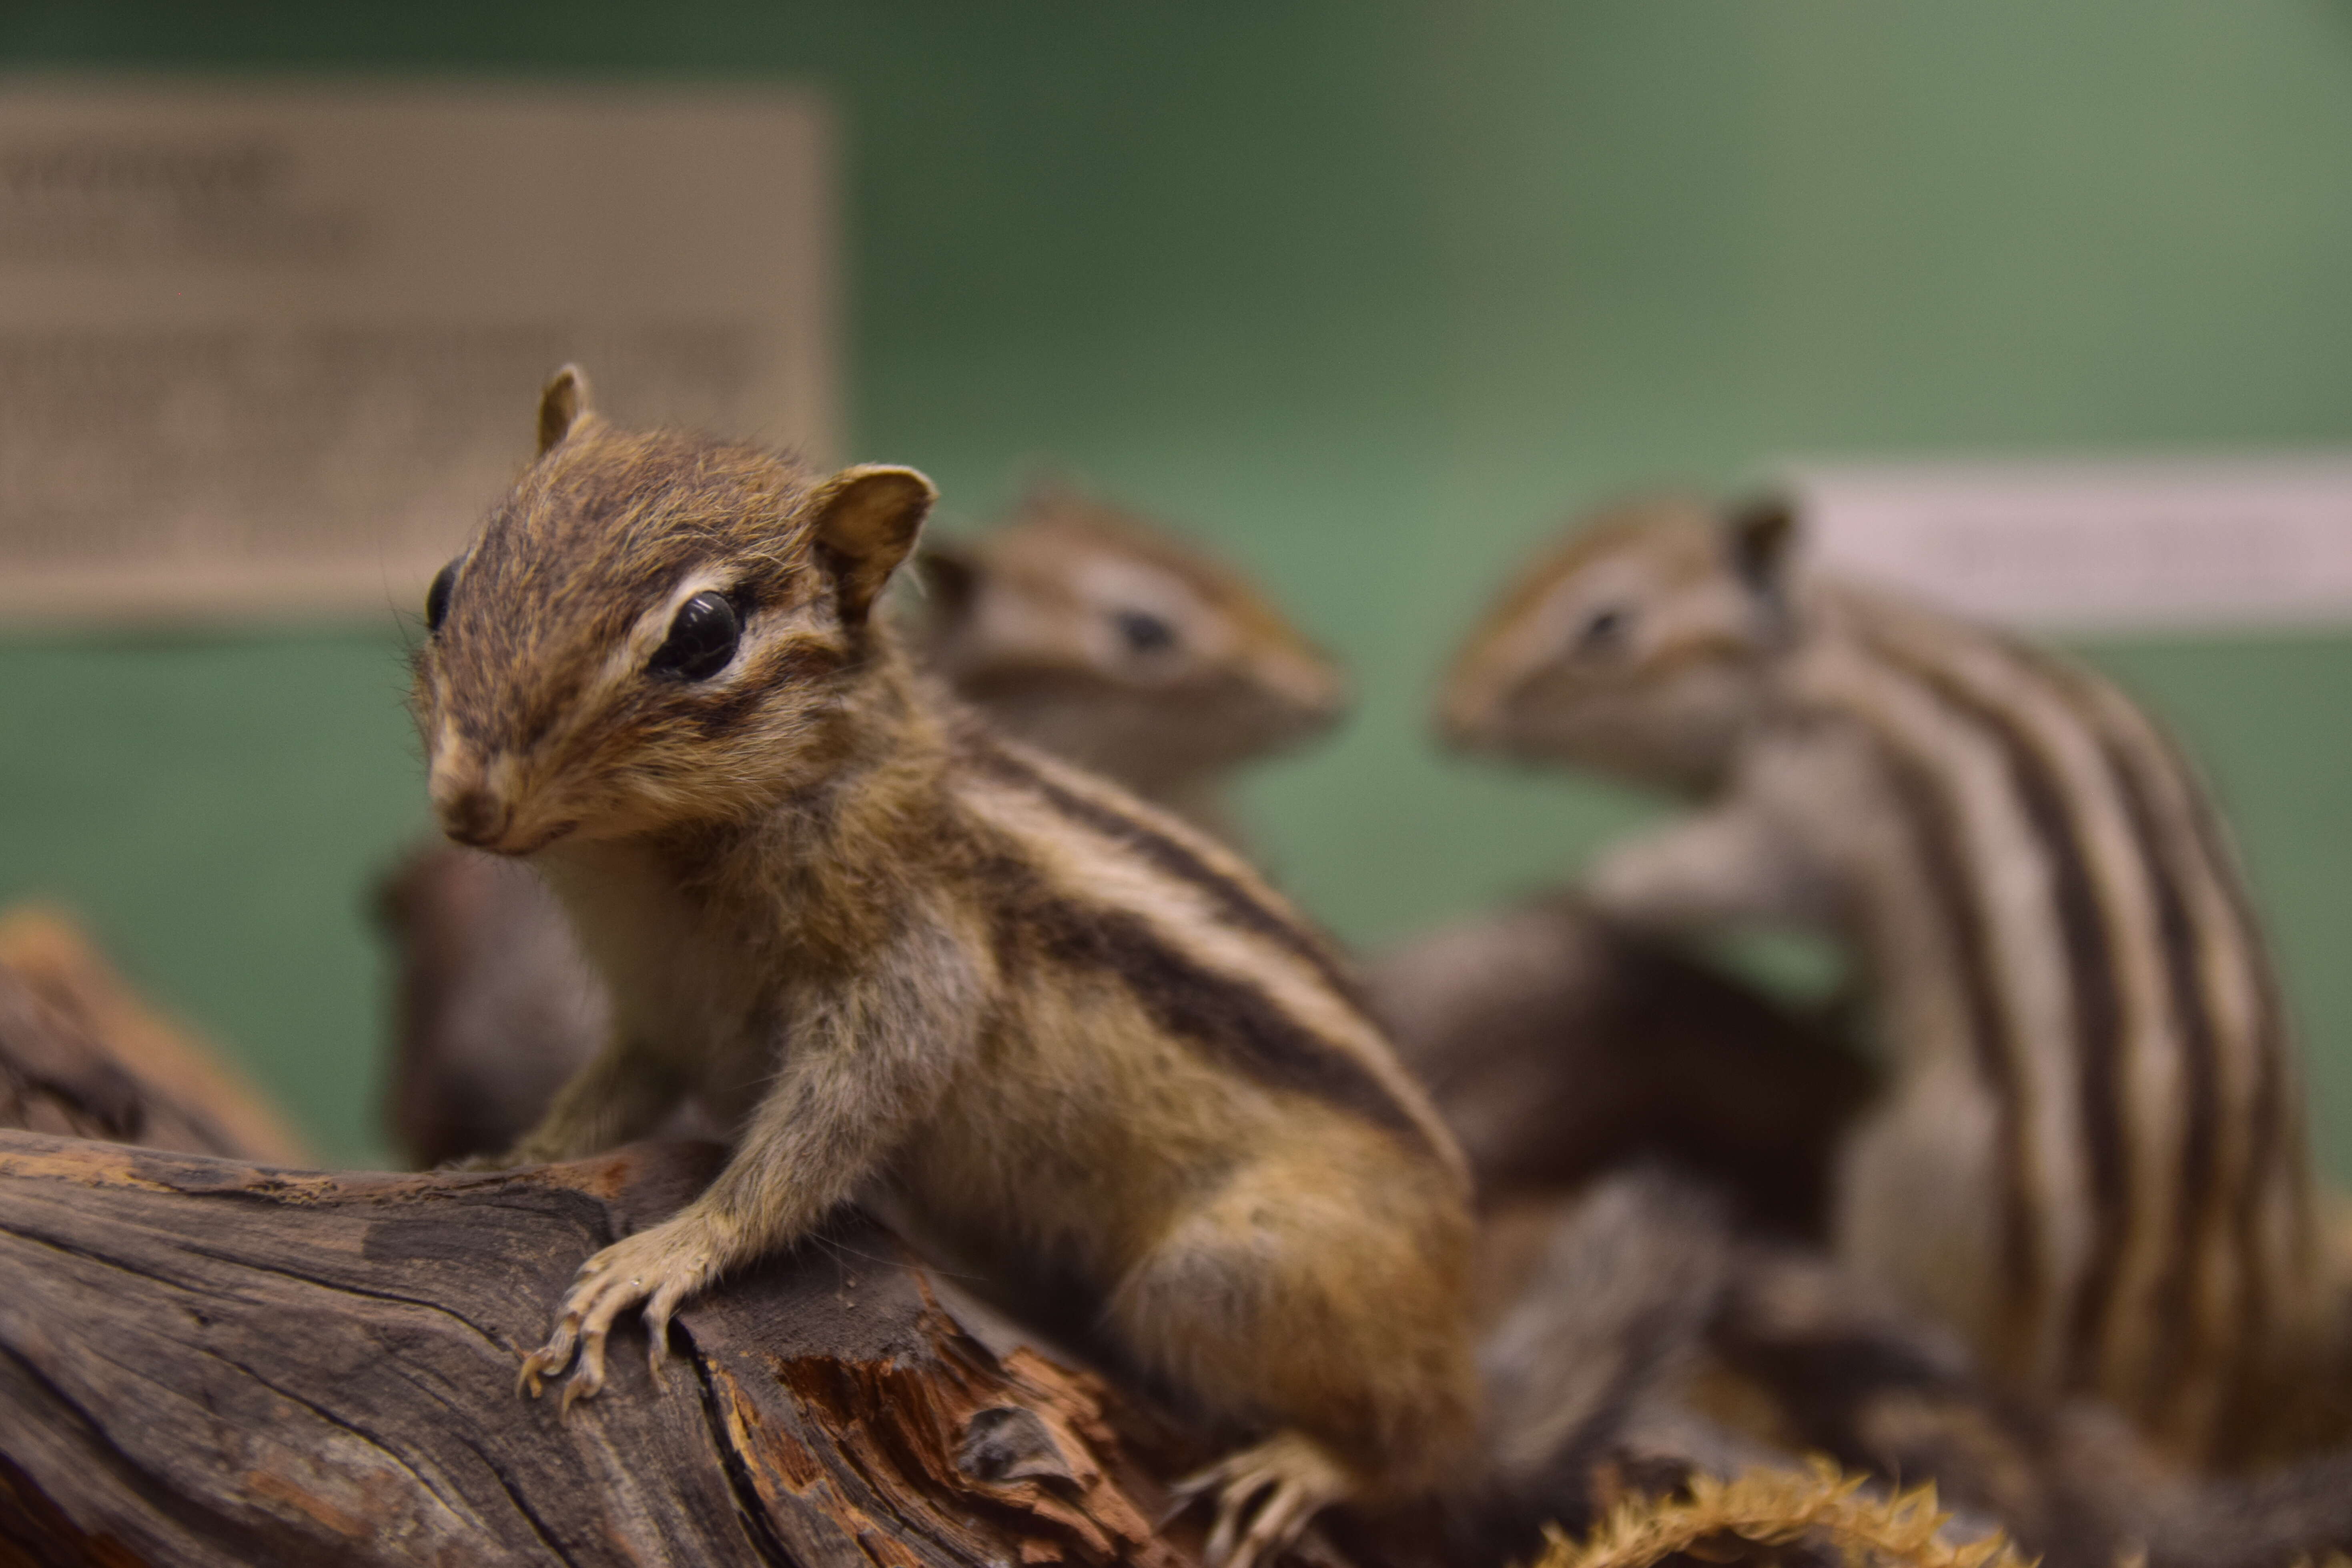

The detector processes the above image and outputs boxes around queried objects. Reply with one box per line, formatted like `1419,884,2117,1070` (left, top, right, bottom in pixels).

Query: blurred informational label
0,78,832,625
1785,457,2352,633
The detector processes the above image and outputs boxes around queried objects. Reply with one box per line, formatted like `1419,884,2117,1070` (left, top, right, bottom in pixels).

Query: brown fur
409,370,1476,1558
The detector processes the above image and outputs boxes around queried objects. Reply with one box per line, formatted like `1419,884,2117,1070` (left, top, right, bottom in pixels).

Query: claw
517,1313,581,1400
1159,1459,1225,1528
1204,1489,1249,1567
1204,1468,1281,1568
1167,1432,1351,1568
1231,1479,1311,1568
644,1283,688,1379
511,1215,726,1411
557,1350,606,1416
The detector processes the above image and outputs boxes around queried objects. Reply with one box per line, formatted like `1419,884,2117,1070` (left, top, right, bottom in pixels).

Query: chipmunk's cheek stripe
690,639,850,738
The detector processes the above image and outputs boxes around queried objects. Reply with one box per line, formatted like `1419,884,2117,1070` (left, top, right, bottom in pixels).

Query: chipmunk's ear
915,538,981,623
810,464,939,621
1724,493,1798,597
536,364,594,456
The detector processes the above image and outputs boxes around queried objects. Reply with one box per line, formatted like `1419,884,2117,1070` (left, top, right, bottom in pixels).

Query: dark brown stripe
2124,712,2296,1410
2009,653,2231,1386
960,728,1371,1012
1841,714,2044,1353
2029,652,2312,1446
980,852,1432,1153
2177,767,2293,1418
2097,742,2223,1410
1865,636,2130,1386
690,636,849,738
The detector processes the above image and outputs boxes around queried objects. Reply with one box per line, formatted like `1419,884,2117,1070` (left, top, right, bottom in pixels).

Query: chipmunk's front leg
1586,794,1835,932
521,919,981,1408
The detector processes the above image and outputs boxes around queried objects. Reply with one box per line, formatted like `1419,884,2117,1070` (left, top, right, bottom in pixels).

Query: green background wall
3,2,2350,1170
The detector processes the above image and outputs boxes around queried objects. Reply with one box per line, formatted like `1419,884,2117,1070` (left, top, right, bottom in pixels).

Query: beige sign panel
0,78,833,625
1786,455,2352,633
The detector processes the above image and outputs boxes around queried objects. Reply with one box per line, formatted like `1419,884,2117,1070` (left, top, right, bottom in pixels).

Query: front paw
517,1215,730,1412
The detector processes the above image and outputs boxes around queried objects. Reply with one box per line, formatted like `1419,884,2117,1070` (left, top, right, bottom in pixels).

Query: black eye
648,590,741,681
1578,604,1633,654
425,558,458,634
1113,608,1177,656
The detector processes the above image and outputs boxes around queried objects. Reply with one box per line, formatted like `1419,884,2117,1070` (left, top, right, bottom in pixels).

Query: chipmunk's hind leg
1116,1150,1474,1566
1168,1430,1353,1568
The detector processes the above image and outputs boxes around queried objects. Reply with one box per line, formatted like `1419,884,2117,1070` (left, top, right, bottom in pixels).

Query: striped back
1800,583,2324,1455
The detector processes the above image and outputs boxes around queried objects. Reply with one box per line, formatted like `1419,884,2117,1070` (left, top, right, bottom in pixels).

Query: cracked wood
0,1133,1193,1568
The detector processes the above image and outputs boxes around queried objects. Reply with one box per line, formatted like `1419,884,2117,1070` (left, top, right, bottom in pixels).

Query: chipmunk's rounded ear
810,464,939,620
1724,493,1798,596
536,364,594,455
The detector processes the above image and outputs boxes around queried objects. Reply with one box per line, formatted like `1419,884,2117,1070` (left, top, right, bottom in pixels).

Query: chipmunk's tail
1446,1168,1760,1563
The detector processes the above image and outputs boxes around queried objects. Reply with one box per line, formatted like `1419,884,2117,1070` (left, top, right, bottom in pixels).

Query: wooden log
0,907,309,1164
0,1132,1197,1568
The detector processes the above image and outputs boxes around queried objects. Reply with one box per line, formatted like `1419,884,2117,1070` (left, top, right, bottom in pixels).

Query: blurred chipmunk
382,484,1347,1167
917,480,1347,841
1441,493,2345,1468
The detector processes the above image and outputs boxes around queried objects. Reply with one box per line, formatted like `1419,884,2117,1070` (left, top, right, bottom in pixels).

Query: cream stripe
957,772,1467,1184
1802,623,2091,1387
1861,599,2186,1397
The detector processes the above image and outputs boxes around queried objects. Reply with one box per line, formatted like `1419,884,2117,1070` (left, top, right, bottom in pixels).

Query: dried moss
1535,1456,2028,1568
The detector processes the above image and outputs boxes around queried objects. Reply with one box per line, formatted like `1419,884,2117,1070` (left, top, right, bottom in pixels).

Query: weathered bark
0,1132,1202,1568
0,908,309,1164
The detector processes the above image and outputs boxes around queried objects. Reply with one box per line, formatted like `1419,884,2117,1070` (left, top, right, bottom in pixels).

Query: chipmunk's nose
427,744,515,850
1435,668,1504,753
438,786,512,849
1261,646,1348,730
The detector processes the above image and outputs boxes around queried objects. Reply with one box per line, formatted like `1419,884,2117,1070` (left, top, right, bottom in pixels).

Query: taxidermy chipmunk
917,482,1347,840
382,487,1349,1167
1440,495,2336,1468
409,367,1476,1567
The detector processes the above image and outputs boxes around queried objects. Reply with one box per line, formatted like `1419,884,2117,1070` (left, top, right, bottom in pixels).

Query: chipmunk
1440,494,2339,1468
381,486,1351,1168
409,367,1477,1568
917,482,1347,840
